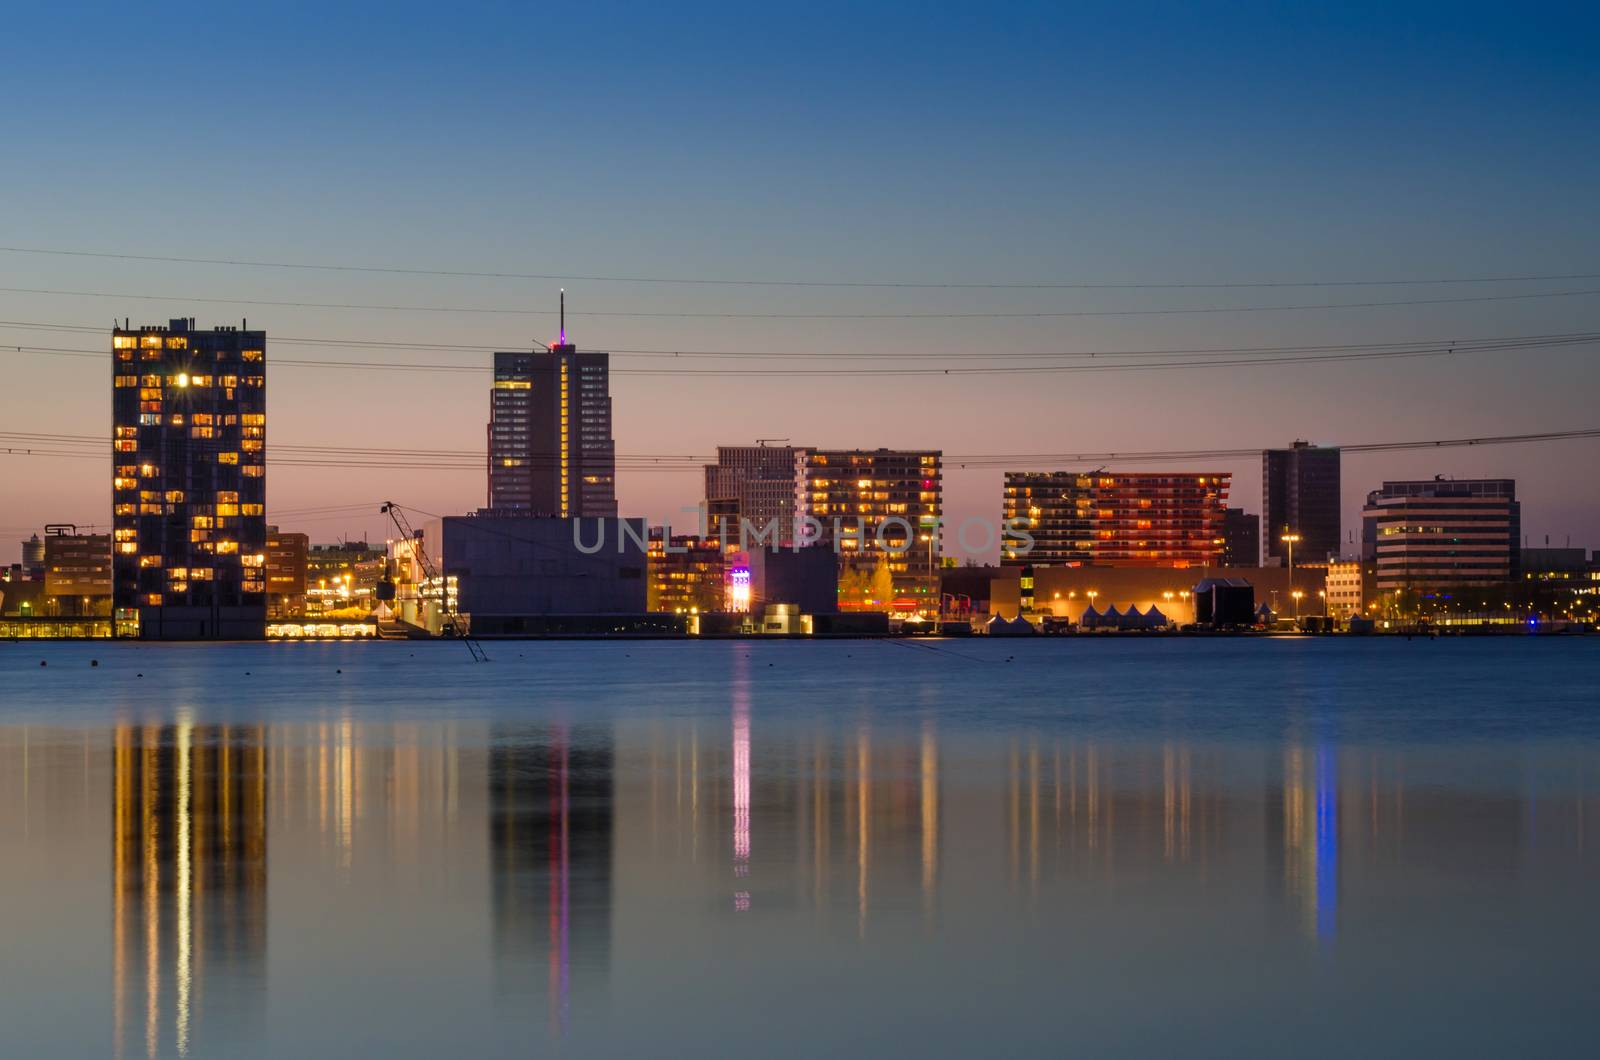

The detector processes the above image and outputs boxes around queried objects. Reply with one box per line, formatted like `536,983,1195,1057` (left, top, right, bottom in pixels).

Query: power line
6,333,1597,377
4,283,1600,319
4,244,1598,291
7,316,1600,361
4,427,1596,472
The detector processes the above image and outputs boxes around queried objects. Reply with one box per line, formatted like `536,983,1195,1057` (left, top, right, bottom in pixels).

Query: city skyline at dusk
3,3,1598,557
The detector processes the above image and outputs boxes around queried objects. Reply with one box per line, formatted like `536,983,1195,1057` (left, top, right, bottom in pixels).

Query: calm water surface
2,638,1597,1058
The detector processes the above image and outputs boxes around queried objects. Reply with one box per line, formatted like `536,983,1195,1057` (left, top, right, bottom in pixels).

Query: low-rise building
1362,478,1519,594
647,531,726,614
1324,557,1368,619
434,514,648,634
266,528,310,619
44,530,112,615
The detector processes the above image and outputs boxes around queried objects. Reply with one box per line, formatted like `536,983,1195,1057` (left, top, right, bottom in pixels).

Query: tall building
1263,441,1341,565
487,296,616,517
1361,477,1520,593
795,449,941,609
703,443,806,546
1002,471,1231,568
1221,507,1260,567
112,318,267,639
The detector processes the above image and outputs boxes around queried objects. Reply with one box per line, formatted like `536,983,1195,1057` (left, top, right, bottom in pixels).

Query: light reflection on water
1,639,1598,1058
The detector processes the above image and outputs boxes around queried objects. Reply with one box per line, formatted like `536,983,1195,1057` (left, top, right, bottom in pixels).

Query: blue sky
3,1,1597,553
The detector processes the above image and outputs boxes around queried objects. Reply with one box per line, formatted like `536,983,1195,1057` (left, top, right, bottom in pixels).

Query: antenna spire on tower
559,288,566,346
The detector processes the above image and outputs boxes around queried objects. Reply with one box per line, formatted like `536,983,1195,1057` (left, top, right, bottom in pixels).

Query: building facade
266,528,309,619
1324,557,1367,618
1002,471,1232,568
795,449,942,610
112,319,267,639
436,514,647,628
1361,478,1520,593
1221,508,1260,567
43,530,112,615
703,443,806,547
1263,441,1341,565
487,331,616,518
647,531,726,614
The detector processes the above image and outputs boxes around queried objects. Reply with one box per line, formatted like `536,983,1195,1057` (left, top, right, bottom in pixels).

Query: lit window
145,594,163,605
218,452,239,465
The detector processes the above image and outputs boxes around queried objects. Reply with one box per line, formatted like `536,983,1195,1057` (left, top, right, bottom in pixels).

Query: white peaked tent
1143,605,1168,628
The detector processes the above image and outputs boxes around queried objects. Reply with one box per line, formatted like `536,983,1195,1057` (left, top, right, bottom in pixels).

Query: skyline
4,2,1599,554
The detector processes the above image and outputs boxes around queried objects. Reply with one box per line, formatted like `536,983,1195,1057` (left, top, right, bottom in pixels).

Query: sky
2,0,1597,560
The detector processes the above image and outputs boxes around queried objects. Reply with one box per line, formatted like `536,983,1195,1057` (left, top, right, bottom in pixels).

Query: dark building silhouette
1220,508,1260,567
112,318,267,639
1262,441,1341,566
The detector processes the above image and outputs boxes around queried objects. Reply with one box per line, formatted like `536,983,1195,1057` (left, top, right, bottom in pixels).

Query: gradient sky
3,1,1597,559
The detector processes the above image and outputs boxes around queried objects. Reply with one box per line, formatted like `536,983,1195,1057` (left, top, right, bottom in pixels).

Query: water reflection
0,697,1596,1056
111,722,267,1059
488,726,613,1035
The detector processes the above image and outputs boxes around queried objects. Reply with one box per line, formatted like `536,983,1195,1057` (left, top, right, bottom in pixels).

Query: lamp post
1292,589,1304,621
1281,531,1301,618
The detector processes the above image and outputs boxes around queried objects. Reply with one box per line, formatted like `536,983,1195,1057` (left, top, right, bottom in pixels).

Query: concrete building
1361,478,1520,593
266,528,310,619
112,318,267,639
1221,508,1260,567
647,531,726,614
748,545,839,616
796,449,941,611
1002,471,1232,568
21,534,45,578
703,443,806,547
43,530,112,615
1263,441,1341,566
1324,556,1368,619
436,514,647,633
487,299,616,518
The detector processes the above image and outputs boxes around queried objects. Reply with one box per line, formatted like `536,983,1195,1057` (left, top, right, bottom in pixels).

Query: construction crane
380,502,489,663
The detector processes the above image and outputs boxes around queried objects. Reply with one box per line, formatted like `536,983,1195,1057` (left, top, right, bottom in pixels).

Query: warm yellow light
175,373,190,387
1281,532,1301,544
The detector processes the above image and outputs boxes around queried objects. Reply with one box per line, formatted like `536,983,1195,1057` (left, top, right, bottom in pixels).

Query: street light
1292,589,1304,620
1281,531,1301,618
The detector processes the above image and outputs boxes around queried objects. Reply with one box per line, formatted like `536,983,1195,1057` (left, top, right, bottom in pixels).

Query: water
2,637,1597,1058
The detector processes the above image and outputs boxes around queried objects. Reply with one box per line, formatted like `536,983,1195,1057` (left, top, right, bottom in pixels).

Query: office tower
487,296,616,517
1002,471,1231,568
703,443,807,545
794,449,941,609
112,318,267,639
1263,441,1341,565
1220,508,1260,567
1361,477,1520,593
